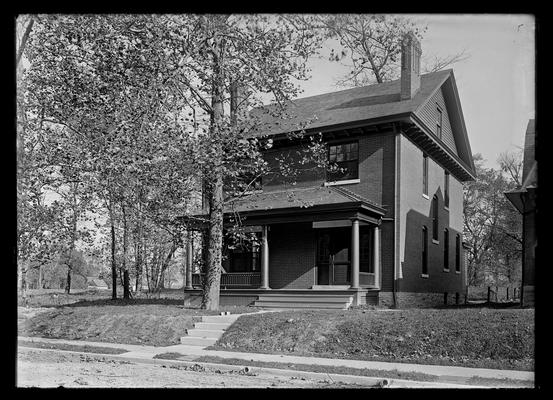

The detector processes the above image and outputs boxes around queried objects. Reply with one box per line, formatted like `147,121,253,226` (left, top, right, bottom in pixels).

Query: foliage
463,153,523,287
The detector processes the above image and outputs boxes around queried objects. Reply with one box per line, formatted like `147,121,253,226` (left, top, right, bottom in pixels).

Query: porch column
351,218,360,289
373,225,381,289
260,225,270,289
185,232,193,290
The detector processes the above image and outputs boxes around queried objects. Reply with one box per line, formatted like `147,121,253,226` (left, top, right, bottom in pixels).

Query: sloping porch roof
224,185,386,225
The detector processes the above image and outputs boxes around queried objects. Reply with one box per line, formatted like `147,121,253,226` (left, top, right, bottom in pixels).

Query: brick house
505,119,536,307
185,33,476,308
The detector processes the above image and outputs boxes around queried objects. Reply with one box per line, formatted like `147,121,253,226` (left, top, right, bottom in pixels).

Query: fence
191,272,261,288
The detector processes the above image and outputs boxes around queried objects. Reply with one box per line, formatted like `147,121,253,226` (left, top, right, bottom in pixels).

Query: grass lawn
211,308,535,371
18,289,255,347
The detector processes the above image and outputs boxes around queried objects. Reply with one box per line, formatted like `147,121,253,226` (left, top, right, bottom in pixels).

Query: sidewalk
18,336,534,388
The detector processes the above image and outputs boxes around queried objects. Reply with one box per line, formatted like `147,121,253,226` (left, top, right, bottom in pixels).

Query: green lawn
211,308,535,371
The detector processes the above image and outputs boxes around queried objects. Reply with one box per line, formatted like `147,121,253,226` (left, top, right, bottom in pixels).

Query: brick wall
262,131,396,219
397,134,465,295
268,222,316,289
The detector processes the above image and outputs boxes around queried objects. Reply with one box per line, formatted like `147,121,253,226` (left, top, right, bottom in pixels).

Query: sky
293,14,535,170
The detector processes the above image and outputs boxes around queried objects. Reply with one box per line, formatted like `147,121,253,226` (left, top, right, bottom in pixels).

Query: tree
296,14,468,88
166,14,323,310
19,14,324,310
463,153,523,290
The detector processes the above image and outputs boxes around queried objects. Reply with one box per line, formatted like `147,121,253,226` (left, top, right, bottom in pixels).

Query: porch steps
180,313,241,348
253,293,354,310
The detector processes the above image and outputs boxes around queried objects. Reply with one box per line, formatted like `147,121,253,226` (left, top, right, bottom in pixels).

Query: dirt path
17,348,366,388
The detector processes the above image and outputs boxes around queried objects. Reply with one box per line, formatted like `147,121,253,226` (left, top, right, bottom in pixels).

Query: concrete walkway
18,335,533,388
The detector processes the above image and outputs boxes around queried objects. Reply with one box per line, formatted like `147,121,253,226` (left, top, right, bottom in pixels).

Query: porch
181,186,386,307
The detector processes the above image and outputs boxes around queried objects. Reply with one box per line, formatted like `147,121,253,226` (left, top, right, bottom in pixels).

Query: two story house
186,33,476,309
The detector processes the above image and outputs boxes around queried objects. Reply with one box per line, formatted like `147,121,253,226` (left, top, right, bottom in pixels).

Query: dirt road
17,347,369,388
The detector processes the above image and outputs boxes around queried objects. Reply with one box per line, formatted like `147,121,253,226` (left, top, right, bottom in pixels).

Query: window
423,154,428,196
327,141,359,182
443,229,449,270
455,234,461,272
422,226,428,275
444,172,450,208
436,106,443,139
223,233,260,273
432,195,439,241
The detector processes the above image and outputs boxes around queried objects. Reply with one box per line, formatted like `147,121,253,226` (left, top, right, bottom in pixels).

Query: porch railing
191,272,261,288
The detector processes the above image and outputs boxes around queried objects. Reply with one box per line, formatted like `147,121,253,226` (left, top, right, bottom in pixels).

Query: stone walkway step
193,322,229,330
186,329,223,339
179,336,218,346
179,313,242,348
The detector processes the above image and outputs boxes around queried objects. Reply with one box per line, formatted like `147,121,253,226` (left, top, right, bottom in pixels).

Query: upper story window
422,154,428,196
432,195,439,241
444,171,450,208
436,105,443,139
443,228,449,270
455,234,461,272
327,141,359,182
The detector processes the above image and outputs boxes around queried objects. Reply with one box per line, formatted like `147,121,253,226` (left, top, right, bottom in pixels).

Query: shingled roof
225,185,385,215
248,69,452,137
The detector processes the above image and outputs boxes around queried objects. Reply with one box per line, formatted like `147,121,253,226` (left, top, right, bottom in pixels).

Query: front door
316,229,350,285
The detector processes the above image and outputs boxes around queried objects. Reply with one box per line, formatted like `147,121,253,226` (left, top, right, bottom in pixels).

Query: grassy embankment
210,308,534,371
18,289,254,346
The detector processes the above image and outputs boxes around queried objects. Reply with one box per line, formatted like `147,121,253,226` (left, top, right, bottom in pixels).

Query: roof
249,69,452,137
225,185,385,215
504,119,537,213
522,119,536,189
87,277,108,287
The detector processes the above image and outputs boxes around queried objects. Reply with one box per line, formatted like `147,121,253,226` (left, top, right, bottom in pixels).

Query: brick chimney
400,32,422,100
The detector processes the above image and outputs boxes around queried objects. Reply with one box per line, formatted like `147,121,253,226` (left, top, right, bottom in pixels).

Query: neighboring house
87,276,109,290
505,119,537,307
185,33,476,308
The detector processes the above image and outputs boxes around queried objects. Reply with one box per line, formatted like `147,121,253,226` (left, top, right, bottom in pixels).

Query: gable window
327,141,359,182
443,229,449,270
444,171,450,208
436,106,443,139
432,195,439,241
455,234,461,272
422,154,428,196
422,226,428,276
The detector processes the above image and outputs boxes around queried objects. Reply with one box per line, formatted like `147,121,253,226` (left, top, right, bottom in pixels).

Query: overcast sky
295,14,535,170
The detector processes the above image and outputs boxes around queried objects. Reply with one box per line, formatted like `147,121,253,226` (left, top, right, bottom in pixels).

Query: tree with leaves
463,153,523,290
294,14,468,88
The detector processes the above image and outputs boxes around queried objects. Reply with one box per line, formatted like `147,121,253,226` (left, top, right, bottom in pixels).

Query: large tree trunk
201,29,225,311
122,203,130,299
65,267,71,294
108,190,117,300
202,176,224,310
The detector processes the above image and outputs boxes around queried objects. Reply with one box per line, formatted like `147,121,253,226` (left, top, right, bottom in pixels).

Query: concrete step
186,329,224,339
256,295,353,303
194,322,229,330
253,301,348,309
201,315,240,323
179,336,218,346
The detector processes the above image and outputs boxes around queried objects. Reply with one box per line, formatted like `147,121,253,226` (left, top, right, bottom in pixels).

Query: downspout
393,124,402,308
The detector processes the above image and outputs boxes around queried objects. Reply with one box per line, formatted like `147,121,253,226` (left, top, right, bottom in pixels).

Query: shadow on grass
435,301,525,310
62,297,194,308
